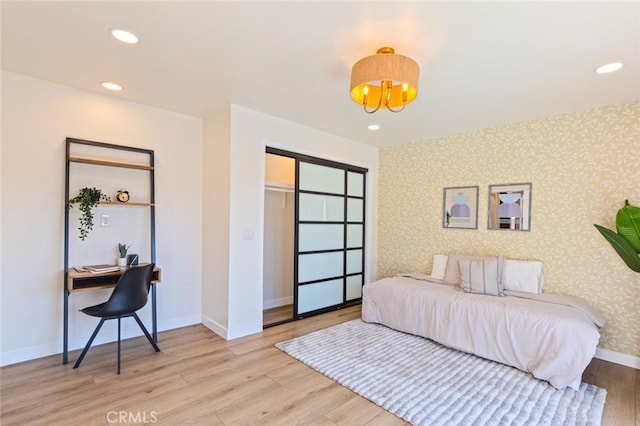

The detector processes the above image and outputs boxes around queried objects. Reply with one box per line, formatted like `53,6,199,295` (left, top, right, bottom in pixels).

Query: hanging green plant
67,187,110,241
594,199,640,273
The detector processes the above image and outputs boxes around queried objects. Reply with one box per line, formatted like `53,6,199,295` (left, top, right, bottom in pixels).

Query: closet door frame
265,147,367,320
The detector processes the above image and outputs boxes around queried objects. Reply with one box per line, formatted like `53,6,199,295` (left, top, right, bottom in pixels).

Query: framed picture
488,182,532,231
443,186,479,229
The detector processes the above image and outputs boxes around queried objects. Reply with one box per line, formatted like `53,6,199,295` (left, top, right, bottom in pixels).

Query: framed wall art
442,186,479,229
488,182,532,231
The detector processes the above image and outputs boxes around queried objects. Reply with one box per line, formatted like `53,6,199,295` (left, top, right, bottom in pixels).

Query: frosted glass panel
299,193,344,222
298,252,343,283
346,249,362,274
347,198,363,222
298,279,344,314
348,172,364,197
346,275,363,300
299,224,344,252
294,160,365,316
347,225,363,248
299,162,344,194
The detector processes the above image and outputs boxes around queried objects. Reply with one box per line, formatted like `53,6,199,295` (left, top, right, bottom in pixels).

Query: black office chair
73,263,160,373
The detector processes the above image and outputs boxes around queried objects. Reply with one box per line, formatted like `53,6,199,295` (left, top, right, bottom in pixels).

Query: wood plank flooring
263,304,294,326
1,305,637,425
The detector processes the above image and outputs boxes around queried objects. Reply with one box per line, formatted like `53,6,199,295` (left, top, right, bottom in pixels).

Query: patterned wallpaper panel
377,101,640,357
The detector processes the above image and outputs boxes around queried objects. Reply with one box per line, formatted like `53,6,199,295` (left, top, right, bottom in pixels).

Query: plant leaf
594,224,640,272
615,200,640,253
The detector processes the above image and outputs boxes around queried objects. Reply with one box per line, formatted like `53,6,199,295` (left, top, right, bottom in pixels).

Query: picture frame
442,186,479,229
488,182,532,231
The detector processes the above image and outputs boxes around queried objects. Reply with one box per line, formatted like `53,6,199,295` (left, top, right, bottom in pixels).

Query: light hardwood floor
1,305,637,425
263,304,294,326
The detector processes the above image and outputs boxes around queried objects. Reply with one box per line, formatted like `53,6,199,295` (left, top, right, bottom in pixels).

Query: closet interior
263,153,295,326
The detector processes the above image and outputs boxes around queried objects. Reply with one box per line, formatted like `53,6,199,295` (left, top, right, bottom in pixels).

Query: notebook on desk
81,264,121,274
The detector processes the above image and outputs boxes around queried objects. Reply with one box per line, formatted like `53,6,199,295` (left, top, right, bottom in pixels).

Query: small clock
116,190,130,203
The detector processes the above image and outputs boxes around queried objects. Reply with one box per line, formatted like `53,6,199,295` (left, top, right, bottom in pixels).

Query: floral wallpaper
377,101,640,357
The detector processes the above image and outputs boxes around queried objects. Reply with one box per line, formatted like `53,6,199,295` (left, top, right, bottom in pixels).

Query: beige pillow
459,256,504,296
443,254,494,285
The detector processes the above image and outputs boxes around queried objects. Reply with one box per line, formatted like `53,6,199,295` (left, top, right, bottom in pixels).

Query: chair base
73,312,160,374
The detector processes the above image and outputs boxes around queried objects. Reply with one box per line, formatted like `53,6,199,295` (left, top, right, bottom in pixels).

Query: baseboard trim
202,315,228,340
263,296,293,309
226,322,263,340
0,314,200,367
201,315,262,341
595,347,640,369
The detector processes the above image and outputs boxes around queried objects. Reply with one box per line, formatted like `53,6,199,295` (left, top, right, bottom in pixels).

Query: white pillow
502,259,543,294
458,256,504,296
430,254,448,280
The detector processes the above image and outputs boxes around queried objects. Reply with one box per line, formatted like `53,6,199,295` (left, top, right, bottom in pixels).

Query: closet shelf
69,156,154,170
265,181,294,193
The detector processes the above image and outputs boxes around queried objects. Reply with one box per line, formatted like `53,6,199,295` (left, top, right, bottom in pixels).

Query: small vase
117,257,127,267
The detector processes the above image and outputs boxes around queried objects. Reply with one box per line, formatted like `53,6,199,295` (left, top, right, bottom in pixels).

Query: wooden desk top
67,264,161,292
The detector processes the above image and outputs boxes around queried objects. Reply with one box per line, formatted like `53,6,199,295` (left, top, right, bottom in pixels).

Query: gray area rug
276,319,606,426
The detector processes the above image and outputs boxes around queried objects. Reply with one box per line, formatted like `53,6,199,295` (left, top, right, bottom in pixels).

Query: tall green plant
594,200,640,273
68,187,110,241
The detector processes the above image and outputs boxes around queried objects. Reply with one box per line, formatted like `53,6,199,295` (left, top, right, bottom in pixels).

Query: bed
361,258,607,390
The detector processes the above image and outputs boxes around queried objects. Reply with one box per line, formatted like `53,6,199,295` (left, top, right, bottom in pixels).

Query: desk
63,265,161,364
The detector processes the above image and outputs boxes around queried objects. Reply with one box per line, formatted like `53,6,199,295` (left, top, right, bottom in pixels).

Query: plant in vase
117,243,131,267
594,199,640,273
67,187,110,241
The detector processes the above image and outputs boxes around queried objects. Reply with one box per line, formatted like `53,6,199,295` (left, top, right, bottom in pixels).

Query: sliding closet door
295,160,366,317
345,171,365,301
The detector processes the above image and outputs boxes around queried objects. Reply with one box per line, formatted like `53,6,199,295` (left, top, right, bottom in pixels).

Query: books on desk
81,264,121,274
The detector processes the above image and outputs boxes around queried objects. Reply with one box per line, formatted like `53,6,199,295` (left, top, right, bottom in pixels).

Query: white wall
218,104,378,339
0,71,203,365
263,190,294,308
201,108,231,334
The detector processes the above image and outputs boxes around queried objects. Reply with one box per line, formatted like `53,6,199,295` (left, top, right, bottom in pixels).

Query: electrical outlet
100,214,111,227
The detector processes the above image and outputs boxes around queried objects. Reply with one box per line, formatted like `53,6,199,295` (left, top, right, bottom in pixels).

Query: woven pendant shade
350,47,419,112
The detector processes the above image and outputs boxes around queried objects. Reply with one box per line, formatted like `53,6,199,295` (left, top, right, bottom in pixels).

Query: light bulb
595,62,624,74
111,29,139,44
101,81,122,91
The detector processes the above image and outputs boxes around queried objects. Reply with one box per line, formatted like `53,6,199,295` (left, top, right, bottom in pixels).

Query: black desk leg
152,283,157,342
63,290,69,364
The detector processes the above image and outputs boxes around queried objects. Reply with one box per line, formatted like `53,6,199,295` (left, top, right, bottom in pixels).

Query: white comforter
361,275,605,389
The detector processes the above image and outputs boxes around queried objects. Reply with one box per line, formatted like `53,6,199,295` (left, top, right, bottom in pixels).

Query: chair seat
80,302,107,317
81,302,138,319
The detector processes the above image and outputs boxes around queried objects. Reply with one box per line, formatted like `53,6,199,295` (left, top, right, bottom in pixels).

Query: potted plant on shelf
117,243,131,267
594,199,640,273
67,187,110,241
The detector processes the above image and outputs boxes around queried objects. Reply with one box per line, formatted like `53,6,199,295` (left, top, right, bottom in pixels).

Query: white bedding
361,275,604,389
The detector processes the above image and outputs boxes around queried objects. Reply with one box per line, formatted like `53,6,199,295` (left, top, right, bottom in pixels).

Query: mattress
361,275,604,389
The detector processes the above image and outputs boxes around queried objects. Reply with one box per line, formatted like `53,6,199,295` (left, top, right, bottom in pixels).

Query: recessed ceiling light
368,124,380,131
101,81,122,91
595,62,624,74
111,28,139,44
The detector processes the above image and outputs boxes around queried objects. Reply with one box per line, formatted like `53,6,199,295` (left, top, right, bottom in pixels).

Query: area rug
275,320,606,426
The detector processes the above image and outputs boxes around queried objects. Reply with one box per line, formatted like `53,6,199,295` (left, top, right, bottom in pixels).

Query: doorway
263,153,295,326
263,147,367,328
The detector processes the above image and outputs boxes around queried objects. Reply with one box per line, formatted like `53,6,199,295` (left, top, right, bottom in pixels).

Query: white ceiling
2,1,638,147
